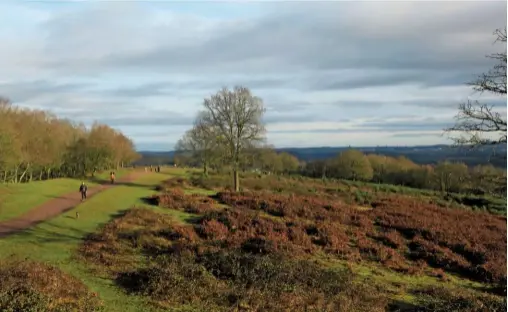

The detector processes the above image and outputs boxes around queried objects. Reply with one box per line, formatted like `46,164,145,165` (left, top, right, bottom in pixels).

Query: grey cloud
3,2,503,101
264,100,312,112
363,117,452,131
270,117,452,134
263,113,345,124
94,114,194,127
262,100,350,123
402,98,508,109
39,1,506,82
101,82,174,98
391,133,440,138
0,80,91,103
330,100,387,108
307,69,479,92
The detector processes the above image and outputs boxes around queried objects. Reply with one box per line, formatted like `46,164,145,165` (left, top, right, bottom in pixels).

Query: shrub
0,259,103,312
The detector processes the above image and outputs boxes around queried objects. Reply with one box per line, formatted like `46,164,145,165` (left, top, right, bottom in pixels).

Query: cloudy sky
0,1,506,150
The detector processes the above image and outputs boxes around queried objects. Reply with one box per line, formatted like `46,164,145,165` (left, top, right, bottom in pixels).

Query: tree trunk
233,168,240,192
19,166,29,183
203,161,208,176
14,166,19,183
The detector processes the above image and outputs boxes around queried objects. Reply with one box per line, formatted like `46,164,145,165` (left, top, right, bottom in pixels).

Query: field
0,169,129,222
0,168,506,311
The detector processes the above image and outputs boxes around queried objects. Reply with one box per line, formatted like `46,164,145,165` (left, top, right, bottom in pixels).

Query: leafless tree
175,113,219,175
201,86,266,191
445,28,507,147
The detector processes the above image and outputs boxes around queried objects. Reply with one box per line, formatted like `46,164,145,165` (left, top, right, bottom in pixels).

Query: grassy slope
0,169,129,222
0,170,170,312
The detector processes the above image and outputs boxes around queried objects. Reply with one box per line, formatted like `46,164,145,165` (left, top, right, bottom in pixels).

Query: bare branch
445,28,507,148
200,86,266,191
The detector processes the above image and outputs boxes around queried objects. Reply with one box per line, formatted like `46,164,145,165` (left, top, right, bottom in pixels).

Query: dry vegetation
0,259,103,311
190,173,506,214
77,174,506,311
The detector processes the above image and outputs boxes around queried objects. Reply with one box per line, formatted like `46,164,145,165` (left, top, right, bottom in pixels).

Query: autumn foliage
0,98,139,182
303,149,506,197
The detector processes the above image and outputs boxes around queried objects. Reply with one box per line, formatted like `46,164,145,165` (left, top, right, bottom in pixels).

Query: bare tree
201,86,266,191
175,113,219,175
445,28,507,147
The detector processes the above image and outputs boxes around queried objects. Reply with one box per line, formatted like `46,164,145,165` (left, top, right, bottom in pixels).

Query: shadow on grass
2,209,132,246
140,196,158,206
6,221,89,245
88,176,155,189
387,301,419,312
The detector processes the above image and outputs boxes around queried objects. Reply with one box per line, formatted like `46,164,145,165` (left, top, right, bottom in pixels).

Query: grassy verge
0,169,130,222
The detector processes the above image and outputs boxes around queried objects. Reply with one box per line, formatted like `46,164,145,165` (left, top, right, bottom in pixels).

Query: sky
0,0,506,151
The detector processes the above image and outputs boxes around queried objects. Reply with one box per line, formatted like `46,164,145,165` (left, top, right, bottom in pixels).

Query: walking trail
0,170,145,238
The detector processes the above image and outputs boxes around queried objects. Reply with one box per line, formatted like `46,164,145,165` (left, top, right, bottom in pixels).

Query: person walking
79,182,88,201
110,172,116,184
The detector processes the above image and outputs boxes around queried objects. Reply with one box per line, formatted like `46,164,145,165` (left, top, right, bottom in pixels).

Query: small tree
175,113,219,176
279,152,300,174
446,28,507,147
433,161,470,194
201,86,266,191
470,164,506,197
333,149,373,181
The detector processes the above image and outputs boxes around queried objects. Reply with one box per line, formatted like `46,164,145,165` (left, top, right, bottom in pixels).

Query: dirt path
0,170,145,238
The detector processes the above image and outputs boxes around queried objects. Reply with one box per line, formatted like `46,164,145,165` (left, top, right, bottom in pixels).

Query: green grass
313,253,489,306
0,178,100,222
0,169,132,222
0,170,172,312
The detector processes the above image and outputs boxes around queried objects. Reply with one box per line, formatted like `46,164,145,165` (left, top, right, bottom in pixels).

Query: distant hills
136,144,507,168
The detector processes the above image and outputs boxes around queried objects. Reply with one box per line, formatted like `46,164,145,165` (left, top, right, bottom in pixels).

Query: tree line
0,98,139,183
302,149,506,197
176,138,505,197
175,144,300,176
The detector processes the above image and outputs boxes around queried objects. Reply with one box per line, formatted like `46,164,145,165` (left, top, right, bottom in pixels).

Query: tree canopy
0,98,139,182
179,86,266,191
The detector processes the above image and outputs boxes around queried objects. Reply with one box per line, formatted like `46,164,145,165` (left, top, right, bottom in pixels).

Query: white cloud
0,1,506,149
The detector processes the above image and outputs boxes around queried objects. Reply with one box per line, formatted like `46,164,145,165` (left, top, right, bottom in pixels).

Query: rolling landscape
136,144,508,168
0,1,507,312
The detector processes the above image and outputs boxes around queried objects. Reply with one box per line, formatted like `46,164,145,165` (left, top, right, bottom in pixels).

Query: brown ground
0,170,145,238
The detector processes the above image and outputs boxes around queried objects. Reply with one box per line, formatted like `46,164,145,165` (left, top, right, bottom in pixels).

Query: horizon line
136,143,507,153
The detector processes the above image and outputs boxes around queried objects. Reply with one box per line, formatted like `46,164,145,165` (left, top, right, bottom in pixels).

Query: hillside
78,169,506,311
0,167,505,311
136,144,507,168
